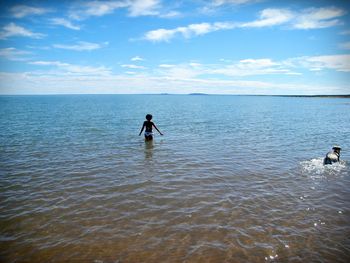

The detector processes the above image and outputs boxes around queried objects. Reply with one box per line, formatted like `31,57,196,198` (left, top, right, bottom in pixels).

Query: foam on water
300,157,347,178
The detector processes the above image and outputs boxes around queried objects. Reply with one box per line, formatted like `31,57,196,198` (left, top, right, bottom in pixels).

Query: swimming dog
324,146,341,165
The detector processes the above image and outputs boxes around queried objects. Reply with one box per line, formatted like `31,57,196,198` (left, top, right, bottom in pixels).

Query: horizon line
0,93,349,98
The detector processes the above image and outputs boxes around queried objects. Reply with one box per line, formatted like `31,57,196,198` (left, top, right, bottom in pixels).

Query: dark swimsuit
144,121,154,139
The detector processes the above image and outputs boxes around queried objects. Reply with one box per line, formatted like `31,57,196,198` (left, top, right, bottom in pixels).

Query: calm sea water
0,95,349,263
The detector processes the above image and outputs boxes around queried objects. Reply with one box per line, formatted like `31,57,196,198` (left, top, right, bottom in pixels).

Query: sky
0,0,349,95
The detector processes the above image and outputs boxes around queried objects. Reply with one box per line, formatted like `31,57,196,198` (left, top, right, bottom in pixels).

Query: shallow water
1,95,350,262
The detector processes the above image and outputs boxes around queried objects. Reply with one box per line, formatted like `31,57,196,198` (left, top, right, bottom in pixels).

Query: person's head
146,114,153,121
332,146,341,154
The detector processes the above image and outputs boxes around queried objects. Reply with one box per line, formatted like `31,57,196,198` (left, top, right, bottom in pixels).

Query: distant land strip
188,94,350,98
0,94,349,98
265,94,350,98
186,94,350,98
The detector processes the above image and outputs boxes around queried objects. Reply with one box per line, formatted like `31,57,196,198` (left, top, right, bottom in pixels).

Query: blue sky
0,0,349,95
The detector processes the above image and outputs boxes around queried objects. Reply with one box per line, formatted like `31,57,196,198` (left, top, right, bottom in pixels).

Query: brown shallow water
1,95,350,262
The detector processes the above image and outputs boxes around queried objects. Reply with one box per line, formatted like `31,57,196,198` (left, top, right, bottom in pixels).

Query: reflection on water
0,95,350,262
144,140,154,160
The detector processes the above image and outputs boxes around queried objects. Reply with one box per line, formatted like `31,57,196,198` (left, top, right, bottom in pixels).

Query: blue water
1,95,349,262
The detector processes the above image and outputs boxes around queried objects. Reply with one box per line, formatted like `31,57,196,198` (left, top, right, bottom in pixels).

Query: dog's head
332,146,341,155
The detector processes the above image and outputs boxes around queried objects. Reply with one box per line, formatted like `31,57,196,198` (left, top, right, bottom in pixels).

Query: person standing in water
139,114,163,141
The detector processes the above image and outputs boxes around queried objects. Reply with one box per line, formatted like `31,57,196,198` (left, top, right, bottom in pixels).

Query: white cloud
10,5,51,18
200,0,258,14
143,6,347,42
53,41,106,51
128,0,161,17
158,64,175,68
0,71,346,95
0,48,31,61
216,58,300,76
144,28,177,42
239,58,277,67
0,23,45,39
241,8,294,28
30,60,112,75
212,0,257,5
157,64,200,79
144,22,236,42
26,54,350,83
121,64,146,69
157,59,299,78
293,7,346,29
30,61,67,66
189,62,202,67
131,56,144,61
69,0,165,19
159,11,181,18
339,42,350,50
285,55,350,72
241,7,347,30
155,55,350,80
1,53,349,95
302,55,350,72
50,18,81,30
69,1,128,20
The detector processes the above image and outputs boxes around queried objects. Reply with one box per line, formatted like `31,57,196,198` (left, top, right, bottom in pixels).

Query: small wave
300,157,347,178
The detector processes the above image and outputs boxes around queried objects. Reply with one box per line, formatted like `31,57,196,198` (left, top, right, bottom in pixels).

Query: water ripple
1,95,350,262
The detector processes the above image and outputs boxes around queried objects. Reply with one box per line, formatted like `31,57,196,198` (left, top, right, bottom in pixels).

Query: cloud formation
155,58,300,79
1,52,349,95
212,0,258,6
50,18,81,30
0,23,45,39
69,0,163,20
131,56,144,61
293,7,346,29
143,6,347,42
209,58,300,76
0,48,31,61
291,55,350,72
10,5,52,18
30,60,111,75
240,8,293,27
0,2,349,96
144,22,236,42
0,70,345,95
53,41,107,51
69,1,127,20
121,64,146,69
127,0,161,17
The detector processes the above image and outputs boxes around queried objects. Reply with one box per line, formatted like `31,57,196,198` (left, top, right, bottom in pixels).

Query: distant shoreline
245,94,350,98
189,93,350,98
0,93,349,98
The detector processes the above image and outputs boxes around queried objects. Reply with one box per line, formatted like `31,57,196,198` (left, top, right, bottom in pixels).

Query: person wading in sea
139,114,163,141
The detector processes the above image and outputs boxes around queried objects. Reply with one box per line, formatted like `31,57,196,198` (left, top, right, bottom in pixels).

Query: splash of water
300,157,347,178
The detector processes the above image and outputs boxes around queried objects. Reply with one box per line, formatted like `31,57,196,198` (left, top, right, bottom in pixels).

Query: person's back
139,114,163,141
144,120,153,132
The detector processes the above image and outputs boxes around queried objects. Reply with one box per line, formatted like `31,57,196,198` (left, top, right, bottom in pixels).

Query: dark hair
146,114,152,121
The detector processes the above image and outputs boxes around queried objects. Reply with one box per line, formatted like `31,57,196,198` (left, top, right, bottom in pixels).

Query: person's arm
153,123,163,135
139,122,145,136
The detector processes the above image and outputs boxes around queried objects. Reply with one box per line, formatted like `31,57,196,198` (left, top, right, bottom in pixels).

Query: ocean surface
0,94,349,263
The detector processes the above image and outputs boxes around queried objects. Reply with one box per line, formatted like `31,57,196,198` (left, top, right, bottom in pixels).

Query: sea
0,94,349,263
